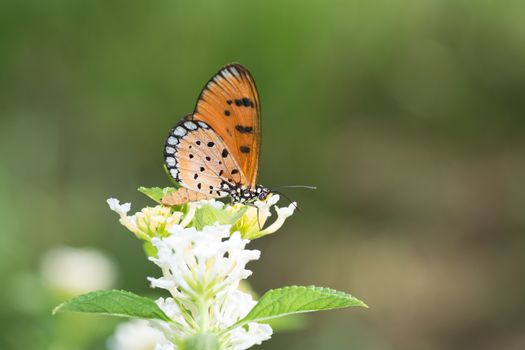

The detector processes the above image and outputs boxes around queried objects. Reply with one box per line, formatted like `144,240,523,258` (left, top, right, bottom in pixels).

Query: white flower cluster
149,224,271,350
106,195,296,350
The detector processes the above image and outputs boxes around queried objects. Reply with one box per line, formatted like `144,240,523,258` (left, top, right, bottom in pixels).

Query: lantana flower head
55,188,365,350
148,223,271,349
106,193,295,349
107,194,296,241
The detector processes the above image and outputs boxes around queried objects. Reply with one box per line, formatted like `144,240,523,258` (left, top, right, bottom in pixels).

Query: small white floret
107,198,131,216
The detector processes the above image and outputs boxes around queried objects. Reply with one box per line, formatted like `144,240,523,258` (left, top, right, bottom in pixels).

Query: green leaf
237,281,308,332
264,314,309,332
192,204,247,230
138,186,178,203
52,290,171,322
182,333,220,350
232,286,367,329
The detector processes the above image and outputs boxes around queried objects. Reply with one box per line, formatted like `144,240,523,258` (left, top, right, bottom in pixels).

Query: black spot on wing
240,146,250,153
242,97,251,107
235,125,253,134
234,97,253,108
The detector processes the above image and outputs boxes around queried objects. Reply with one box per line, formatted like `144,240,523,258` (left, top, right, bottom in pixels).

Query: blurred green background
1,0,525,349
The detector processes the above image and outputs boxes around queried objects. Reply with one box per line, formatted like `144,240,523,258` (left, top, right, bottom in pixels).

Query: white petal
258,201,296,236
107,198,131,216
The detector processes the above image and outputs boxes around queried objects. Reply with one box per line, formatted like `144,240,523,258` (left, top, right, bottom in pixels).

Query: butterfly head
255,185,271,201
222,182,271,204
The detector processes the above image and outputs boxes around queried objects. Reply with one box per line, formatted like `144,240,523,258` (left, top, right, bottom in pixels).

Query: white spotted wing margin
161,116,248,206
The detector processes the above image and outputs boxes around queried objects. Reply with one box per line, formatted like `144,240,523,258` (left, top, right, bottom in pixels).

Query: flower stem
198,297,210,332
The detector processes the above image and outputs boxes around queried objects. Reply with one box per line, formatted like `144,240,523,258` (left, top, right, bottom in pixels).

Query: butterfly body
161,64,270,206
222,183,270,204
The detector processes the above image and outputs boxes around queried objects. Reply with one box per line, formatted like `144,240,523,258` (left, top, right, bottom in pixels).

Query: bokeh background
1,0,525,349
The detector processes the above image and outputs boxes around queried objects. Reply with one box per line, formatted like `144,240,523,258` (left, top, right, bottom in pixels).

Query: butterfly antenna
272,190,302,212
271,185,317,191
269,185,316,212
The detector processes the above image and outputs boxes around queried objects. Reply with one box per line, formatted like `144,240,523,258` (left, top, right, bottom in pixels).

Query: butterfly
161,64,271,206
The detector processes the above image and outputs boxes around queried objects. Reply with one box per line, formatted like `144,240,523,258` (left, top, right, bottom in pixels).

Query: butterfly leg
243,202,263,231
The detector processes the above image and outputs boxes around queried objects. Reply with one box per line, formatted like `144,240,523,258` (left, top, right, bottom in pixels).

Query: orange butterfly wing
162,117,247,206
190,64,261,188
